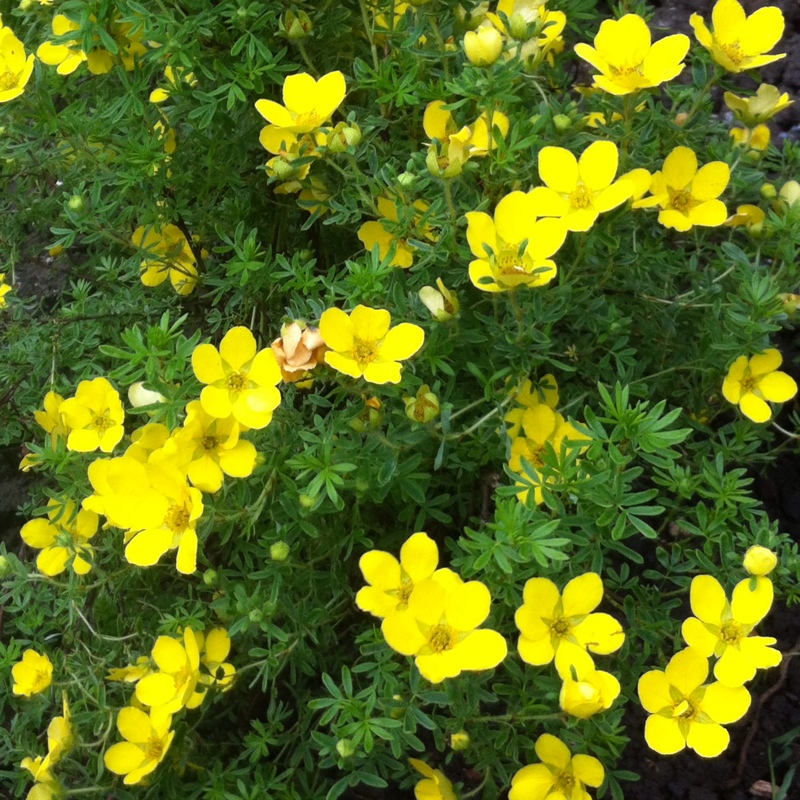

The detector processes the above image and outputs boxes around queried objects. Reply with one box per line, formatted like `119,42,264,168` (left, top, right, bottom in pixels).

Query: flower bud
760,182,777,200
743,545,777,577
249,608,264,623
282,10,312,40
450,730,470,751
271,321,326,383
68,195,85,212
425,144,463,179
419,278,459,321
508,12,530,40
19,0,35,11
674,112,689,127
463,27,503,67
350,398,384,432
268,155,299,182
127,382,166,408
270,541,290,561
336,738,356,758
0,555,10,577
777,180,800,210
203,568,218,586
405,385,440,423
455,2,490,30
553,114,572,132
299,493,316,508
397,171,417,189
326,121,361,153
778,293,800,316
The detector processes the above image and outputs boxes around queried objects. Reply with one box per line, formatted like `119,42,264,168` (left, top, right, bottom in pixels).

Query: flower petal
731,576,773,624
319,308,355,353
465,212,498,259
445,581,491,631
104,742,146,775
739,392,771,423
192,344,224,384
534,733,571,769
562,572,603,617
644,715,685,755
117,706,152,743
686,721,729,758
359,550,401,591
663,147,698,191
579,141,618,191
399,532,438,583
664,647,708,696
758,371,797,403
379,324,424,361
692,162,730,201
690,575,727,623
451,628,507,671
538,147,579,194
382,611,426,655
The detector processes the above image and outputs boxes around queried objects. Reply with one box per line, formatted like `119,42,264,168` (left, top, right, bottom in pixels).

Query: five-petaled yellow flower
20,498,99,576
530,141,633,232
638,647,750,757
0,21,34,103
722,349,797,423
357,532,440,618
633,146,730,231
319,305,424,385
515,573,624,677
690,0,785,74
724,84,792,127
255,71,346,135
59,377,125,453
466,191,567,292
13,649,53,697
103,706,174,785
410,758,457,800
382,571,507,683
132,224,198,296
559,649,621,719
509,733,605,800
574,14,689,95
682,574,781,687
192,326,282,429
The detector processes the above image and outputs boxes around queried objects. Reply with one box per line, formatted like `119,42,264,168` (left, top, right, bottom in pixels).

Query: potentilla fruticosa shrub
1,0,800,798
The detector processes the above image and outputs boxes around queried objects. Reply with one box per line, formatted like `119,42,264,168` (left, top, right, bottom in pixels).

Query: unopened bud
0,555,10,577
68,195,85,212
128,382,166,408
299,493,315,508
760,182,777,200
270,541,290,561
269,156,298,182
282,10,313,40
248,608,264,623
674,112,689,127
336,738,356,758
450,730,470,751
203,569,218,586
405,385,440,423
553,114,572,132
463,27,503,67
508,12,530,40
327,122,361,153
743,545,777,576
397,171,417,190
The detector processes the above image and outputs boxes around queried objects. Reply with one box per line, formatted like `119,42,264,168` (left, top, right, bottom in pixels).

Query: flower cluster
638,549,779,756
104,627,235,784
20,693,73,800
357,532,507,683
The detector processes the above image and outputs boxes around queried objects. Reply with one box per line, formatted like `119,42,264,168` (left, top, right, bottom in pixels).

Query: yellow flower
682,574,780,687
297,177,332,216
559,651,620,718
149,65,197,103
0,272,11,306
690,0,785,73
201,628,236,689
59,377,125,453
465,191,567,292
358,196,437,269
529,141,634,232
33,391,70,443
638,647,750,756
515,573,624,677
463,26,503,66
104,706,174,785
409,758,456,800
743,545,777,577
381,571,507,683
107,655,152,683
85,457,203,574
729,124,770,152
722,349,797,423
574,14,689,95
319,305,424,385
20,498,98,576
20,753,59,800
357,531,440,618
192,326,282,429
47,693,73,761
165,401,256,493
504,374,559,439
488,3,567,69
37,15,87,74
255,71,346,135
132,224,198,296
135,629,207,713
0,23,34,103
419,278,459,322
724,204,765,230
509,733,605,800
13,649,53,697
724,84,793,126
633,146,729,231
125,423,172,463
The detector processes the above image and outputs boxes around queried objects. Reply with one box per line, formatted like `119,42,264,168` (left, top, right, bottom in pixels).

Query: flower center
720,42,745,66
570,184,593,209
34,669,50,689
740,375,758,394
495,245,527,275
556,774,576,793
353,338,378,365
396,579,413,608
226,371,248,392
550,617,571,638
144,736,164,761
164,504,190,532
294,110,322,129
670,189,693,214
673,699,697,720
427,624,457,653
201,435,220,452
609,62,644,79
91,411,114,433
720,620,744,644
0,70,20,91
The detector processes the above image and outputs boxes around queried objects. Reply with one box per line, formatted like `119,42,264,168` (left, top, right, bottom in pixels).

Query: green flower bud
203,568,218,586
270,541,290,561
336,738,356,758
404,385,440,423
0,555,10,577
553,114,572,132
68,195,85,212
760,182,777,200
326,121,361,153
508,12,530,40
299,493,316,508
249,608,264,623
397,171,417,189
282,10,313,40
